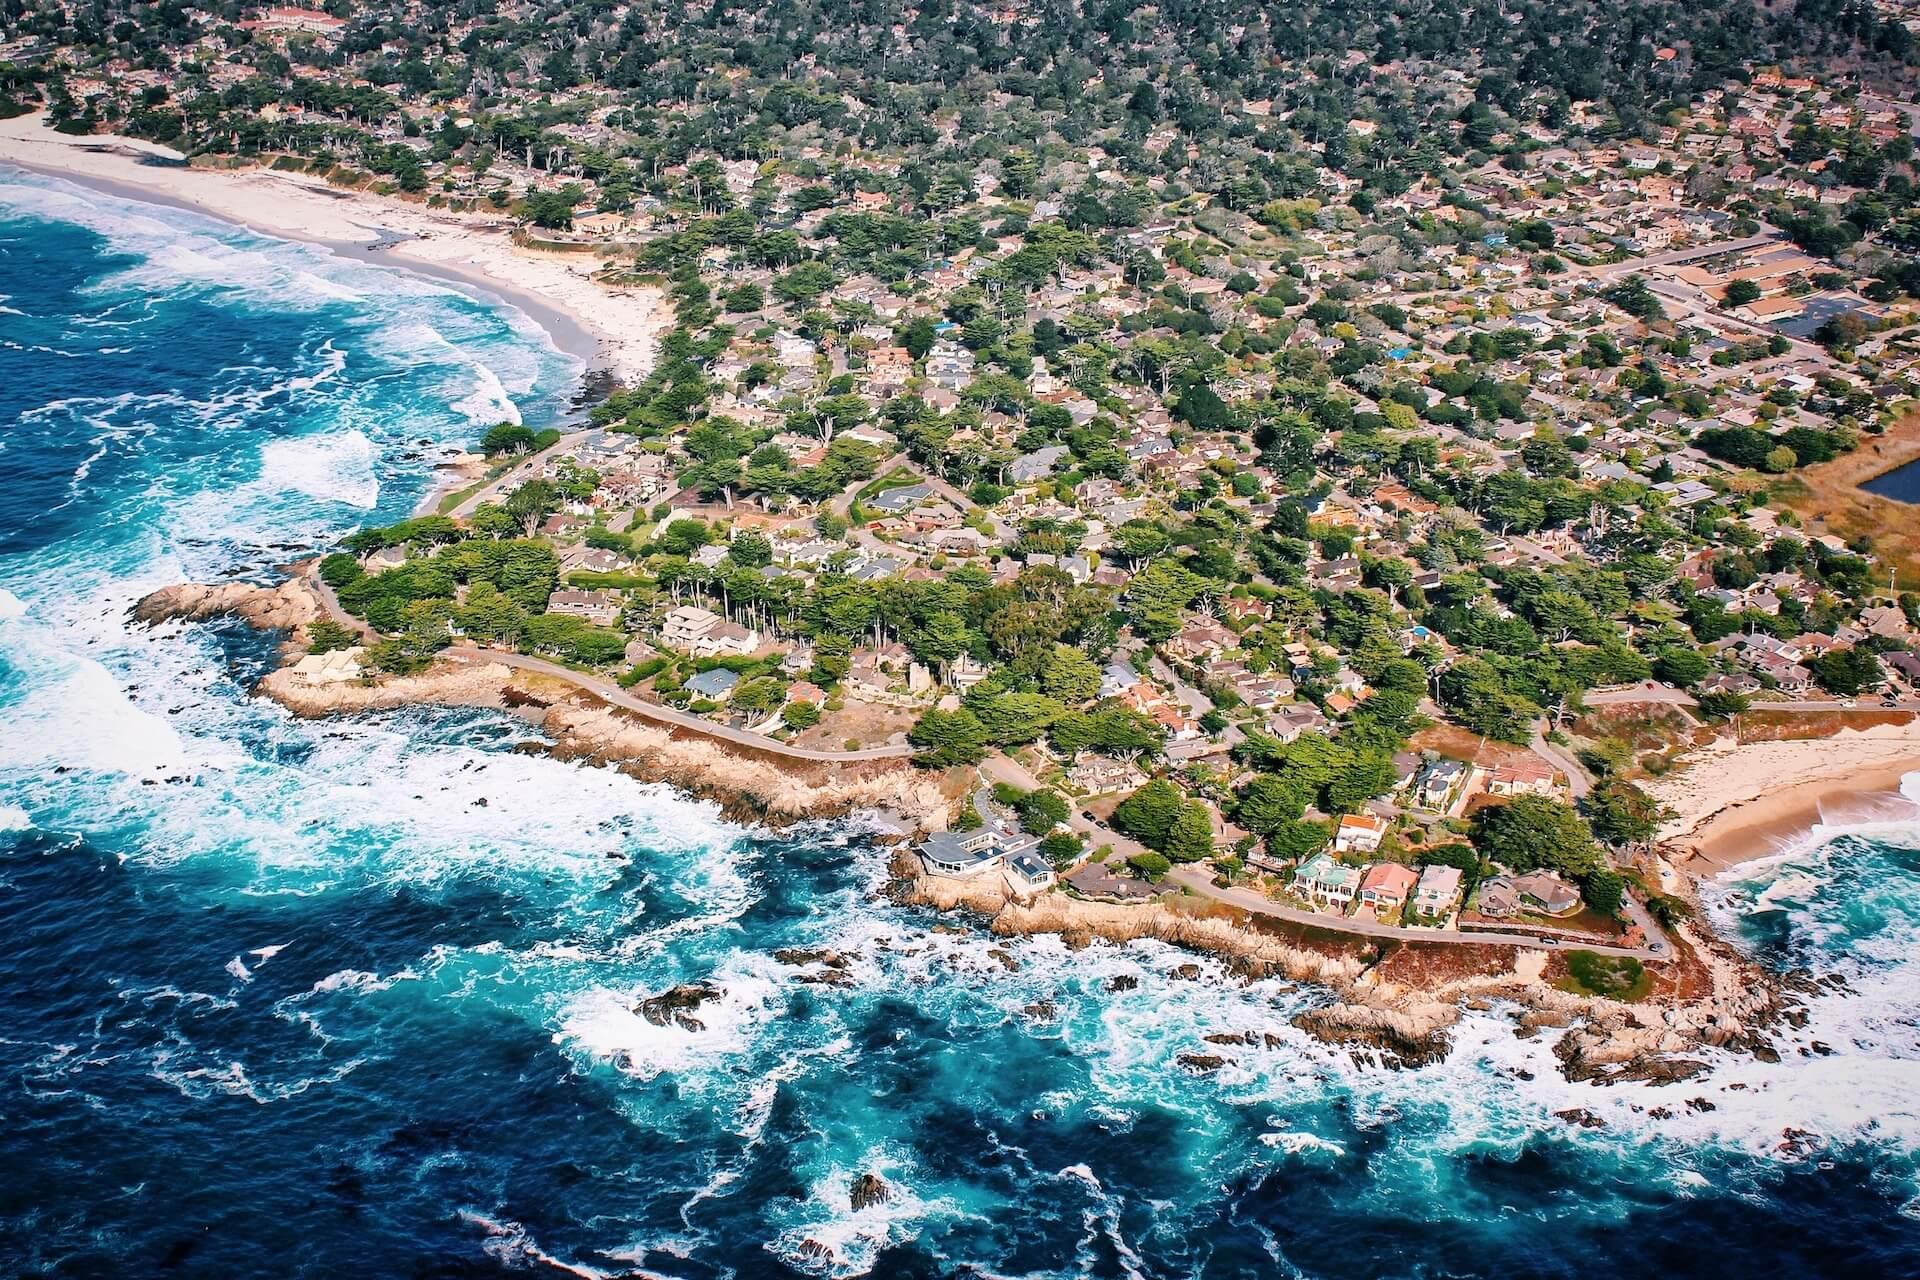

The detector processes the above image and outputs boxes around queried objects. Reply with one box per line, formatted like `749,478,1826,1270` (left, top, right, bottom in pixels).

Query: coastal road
446,428,595,520
1164,865,1662,959
1529,729,1592,800
439,645,917,763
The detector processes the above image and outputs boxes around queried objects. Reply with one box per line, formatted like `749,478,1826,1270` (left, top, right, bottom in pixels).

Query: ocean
2,166,1919,1280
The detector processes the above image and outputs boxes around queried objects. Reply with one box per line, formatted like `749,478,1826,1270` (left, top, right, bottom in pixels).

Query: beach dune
0,113,667,385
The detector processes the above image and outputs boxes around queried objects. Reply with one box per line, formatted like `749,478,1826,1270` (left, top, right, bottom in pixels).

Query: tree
1127,850,1172,882
1164,801,1216,863
480,422,538,455
1472,795,1601,877
1039,644,1102,703
306,619,357,653
1581,867,1626,916
908,708,989,767
1584,779,1663,849
1653,646,1709,686
1015,788,1071,835
1723,279,1762,307
781,700,822,730
1113,778,1185,848
1039,831,1083,870
1810,647,1883,696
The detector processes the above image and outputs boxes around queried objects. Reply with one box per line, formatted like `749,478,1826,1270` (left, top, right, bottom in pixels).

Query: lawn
1558,950,1650,1001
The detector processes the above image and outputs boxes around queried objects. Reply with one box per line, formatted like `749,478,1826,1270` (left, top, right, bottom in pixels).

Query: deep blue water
1861,456,1920,504
3,169,1920,1279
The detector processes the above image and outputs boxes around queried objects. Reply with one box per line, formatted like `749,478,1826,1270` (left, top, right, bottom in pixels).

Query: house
683,668,740,704
547,588,623,628
289,646,364,686
1067,755,1148,796
660,605,760,657
1006,850,1057,895
1358,862,1417,912
1414,864,1463,916
1332,812,1388,854
1484,757,1558,796
1476,874,1521,917
1416,758,1467,809
867,483,933,515
918,827,1003,877
1291,853,1360,908
1512,870,1580,915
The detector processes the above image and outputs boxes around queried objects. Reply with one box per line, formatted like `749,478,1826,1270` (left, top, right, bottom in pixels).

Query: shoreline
1648,729,1920,876
0,114,667,386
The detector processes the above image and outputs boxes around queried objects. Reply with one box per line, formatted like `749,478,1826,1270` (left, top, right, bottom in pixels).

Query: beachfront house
1358,863,1417,913
1513,871,1580,916
683,668,740,705
1414,865,1463,917
1292,853,1360,909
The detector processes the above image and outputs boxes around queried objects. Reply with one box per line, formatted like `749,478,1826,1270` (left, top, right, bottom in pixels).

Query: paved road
1580,232,1783,282
307,567,378,643
446,429,594,519
1529,729,1592,800
978,754,1150,859
1164,865,1660,958
441,645,917,762
1585,685,1920,714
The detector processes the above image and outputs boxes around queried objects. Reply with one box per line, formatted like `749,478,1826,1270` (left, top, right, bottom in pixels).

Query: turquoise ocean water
2,167,1919,1278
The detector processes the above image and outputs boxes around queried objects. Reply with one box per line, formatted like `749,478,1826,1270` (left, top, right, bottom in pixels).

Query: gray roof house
683,668,740,702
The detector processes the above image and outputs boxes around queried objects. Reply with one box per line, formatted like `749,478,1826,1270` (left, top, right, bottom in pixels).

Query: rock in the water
1106,974,1139,993
1023,999,1058,1020
849,1173,889,1211
635,982,721,1032
1176,1053,1226,1073
1554,1108,1607,1129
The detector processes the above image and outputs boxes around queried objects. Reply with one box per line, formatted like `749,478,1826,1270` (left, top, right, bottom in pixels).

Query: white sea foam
0,804,31,832
257,429,380,509
556,955,784,1083
450,360,522,425
0,589,24,623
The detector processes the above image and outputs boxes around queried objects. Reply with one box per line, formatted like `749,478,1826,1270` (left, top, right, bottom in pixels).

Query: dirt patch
1409,724,1536,767
1735,708,1916,741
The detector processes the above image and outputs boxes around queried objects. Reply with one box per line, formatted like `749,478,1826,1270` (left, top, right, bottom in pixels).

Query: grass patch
436,477,492,514
1560,950,1650,1001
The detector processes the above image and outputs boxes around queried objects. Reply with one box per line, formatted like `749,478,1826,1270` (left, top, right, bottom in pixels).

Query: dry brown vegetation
1773,409,1920,588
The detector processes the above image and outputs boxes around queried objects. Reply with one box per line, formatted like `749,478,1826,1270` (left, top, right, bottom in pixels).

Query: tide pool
2,169,1919,1279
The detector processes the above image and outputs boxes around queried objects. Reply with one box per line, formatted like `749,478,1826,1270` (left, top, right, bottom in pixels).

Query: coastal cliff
896,856,1789,1089
134,577,954,826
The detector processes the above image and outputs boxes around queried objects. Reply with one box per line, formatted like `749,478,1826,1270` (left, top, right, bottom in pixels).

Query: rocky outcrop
540,702,954,825
635,982,721,1032
257,658,515,715
1292,1002,1458,1070
849,1173,890,1211
133,578,322,632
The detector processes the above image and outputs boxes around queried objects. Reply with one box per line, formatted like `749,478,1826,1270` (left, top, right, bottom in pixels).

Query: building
1292,853,1360,908
1484,757,1558,797
1358,863,1417,913
1414,864,1463,917
547,588,623,627
288,646,364,686
683,668,740,704
1332,813,1388,854
1476,874,1520,917
919,827,1003,877
1513,870,1580,915
660,604,759,657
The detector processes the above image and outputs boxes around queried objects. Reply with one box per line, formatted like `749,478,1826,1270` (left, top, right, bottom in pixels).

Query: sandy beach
1647,725,1920,875
0,113,668,385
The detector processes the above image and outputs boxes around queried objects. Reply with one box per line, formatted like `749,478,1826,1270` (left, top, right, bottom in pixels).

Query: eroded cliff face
537,702,956,825
896,860,1790,1087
